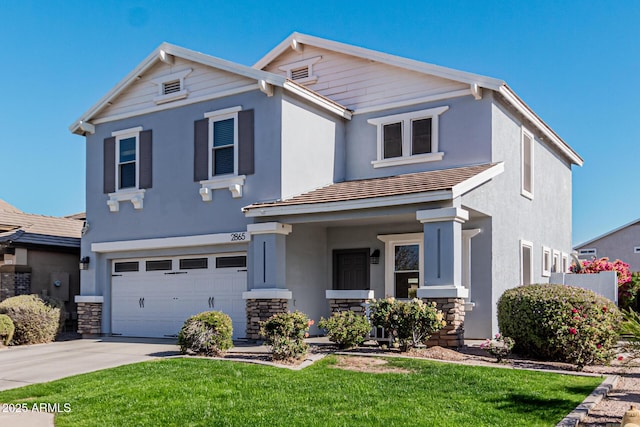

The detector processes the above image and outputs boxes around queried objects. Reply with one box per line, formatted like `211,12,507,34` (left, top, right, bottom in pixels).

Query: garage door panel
111,254,247,339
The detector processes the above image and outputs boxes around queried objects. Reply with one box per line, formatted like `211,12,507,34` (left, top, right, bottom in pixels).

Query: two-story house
70,33,582,344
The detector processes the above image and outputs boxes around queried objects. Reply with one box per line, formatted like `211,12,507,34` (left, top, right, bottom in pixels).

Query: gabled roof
244,162,503,217
574,218,640,249
0,200,82,249
254,32,583,167
70,43,351,135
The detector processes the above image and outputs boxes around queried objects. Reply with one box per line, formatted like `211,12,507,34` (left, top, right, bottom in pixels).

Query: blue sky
0,1,637,246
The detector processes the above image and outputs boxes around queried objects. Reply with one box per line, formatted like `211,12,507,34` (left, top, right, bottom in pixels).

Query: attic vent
163,80,182,95
290,66,310,81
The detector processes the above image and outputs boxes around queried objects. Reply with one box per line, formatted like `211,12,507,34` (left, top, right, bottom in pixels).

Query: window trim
198,106,246,201
561,252,569,273
378,233,424,298
520,240,533,286
113,127,141,192
151,68,192,104
107,126,145,212
521,127,534,199
368,106,448,168
542,246,551,277
552,249,561,273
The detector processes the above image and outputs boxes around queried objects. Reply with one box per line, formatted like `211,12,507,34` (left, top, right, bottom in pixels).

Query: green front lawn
0,356,600,426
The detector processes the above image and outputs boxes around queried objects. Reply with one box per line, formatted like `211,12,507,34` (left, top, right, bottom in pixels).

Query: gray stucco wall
575,222,640,271
462,95,574,336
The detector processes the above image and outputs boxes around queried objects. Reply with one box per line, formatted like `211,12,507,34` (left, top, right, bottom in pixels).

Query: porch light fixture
79,256,90,270
370,249,380,265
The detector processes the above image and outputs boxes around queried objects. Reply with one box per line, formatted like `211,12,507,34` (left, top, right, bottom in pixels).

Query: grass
0,356,601,426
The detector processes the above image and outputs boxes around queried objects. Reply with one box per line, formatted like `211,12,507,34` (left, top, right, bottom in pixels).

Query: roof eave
69,42,289,136
254,32,506,91
574,218,640,249
498,85,583,166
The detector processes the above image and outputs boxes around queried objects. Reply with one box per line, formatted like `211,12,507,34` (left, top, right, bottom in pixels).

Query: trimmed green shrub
260,311,312,361
369,297,446,351
498,284,621,369
0,314,14,345
178,311,233,356
0,294,65,345
620,308,640,356
318,310,371,349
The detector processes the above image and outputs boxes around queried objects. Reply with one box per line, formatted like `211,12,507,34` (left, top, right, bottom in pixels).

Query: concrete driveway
0,337,180,391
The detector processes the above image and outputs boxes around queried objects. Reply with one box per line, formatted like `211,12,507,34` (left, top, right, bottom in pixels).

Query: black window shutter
238,109,254,175
103,137,116,193
139,130,153,189
194,118,209,181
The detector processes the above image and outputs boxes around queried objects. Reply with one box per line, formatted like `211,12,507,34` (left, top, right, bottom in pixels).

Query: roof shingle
245,163,496,210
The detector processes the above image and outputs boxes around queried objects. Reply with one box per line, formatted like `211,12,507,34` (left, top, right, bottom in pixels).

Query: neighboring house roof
254,32,583,167
0,201,82,249
244,162,503,217
574,218,640,249
69,43,352,135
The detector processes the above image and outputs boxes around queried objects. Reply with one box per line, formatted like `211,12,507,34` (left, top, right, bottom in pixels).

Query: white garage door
111,253,247,338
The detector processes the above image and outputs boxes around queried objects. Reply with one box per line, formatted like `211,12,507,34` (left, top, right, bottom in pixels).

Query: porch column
243,222,293,340
416,207,468,348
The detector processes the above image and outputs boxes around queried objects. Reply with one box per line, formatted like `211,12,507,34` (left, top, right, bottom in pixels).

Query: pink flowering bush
480,333,515,362
498,284,621,369
260,311,312,361
570,257,636,308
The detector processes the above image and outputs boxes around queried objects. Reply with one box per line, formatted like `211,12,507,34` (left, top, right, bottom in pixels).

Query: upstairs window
369,106,448,168
103,126,152,212
117,135,137,189
521,127,534,199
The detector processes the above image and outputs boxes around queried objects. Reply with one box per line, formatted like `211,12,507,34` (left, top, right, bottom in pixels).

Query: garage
111,253,247,338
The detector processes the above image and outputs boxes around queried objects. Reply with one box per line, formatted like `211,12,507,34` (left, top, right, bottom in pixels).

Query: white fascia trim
154,89,188,105
75,296,104,303
112,126,143,137
325,290,375,300
283,81,352,119
353,89,470,116
452,162,505,198
254,33,505,90
499,86,583,166
91,231,252,253
91,84,257,125
244,190,453,217
242,289,292,300
247,222,292,236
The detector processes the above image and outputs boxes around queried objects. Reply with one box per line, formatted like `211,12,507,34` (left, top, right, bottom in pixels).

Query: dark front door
333,249,370,290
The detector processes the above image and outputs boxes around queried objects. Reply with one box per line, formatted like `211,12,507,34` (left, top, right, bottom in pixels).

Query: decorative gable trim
150,68,193,104
278,56,321,84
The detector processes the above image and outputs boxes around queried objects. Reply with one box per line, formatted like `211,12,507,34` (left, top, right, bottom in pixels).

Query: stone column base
326,290,375,314
423,297,465,348
75,296,103,337
245,298,288,340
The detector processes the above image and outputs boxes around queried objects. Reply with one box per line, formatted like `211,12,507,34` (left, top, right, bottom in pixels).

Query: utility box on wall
49,272,70,302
